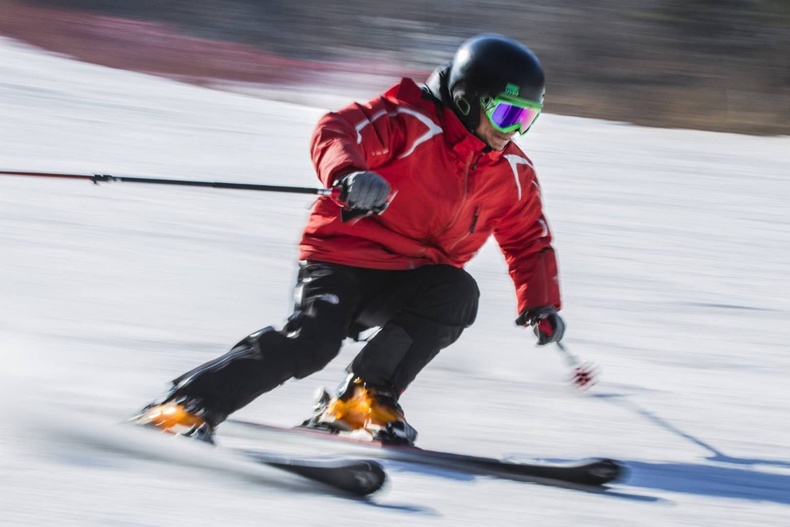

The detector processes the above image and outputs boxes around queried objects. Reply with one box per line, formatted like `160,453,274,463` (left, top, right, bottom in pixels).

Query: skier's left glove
516,306,566,345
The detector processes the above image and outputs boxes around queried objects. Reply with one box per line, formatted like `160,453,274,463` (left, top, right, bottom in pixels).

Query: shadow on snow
595,393,790,505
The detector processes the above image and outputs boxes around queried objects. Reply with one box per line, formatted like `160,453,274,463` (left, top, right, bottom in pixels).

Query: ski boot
131,394,218,444
303,375,418,445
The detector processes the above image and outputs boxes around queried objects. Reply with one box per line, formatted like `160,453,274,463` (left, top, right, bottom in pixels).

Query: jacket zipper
444,152,484,250
434,152,476,239
468,206,479,233
466,152,484,234
471,152,483,171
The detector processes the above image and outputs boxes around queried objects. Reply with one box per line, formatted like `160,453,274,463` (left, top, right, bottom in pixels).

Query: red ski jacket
300,78,561,314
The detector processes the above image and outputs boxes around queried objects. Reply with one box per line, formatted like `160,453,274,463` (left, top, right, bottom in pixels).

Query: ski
224,418,626,488
123,420,386,496
237,450,386,496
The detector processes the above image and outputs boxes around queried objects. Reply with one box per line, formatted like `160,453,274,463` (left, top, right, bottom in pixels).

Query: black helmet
448,34,545,132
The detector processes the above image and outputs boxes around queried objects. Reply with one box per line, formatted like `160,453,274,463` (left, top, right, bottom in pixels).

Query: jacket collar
388,77,507,161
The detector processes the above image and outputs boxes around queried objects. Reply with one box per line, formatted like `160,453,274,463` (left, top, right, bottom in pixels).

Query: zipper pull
472,153,483,171
469,207,479,233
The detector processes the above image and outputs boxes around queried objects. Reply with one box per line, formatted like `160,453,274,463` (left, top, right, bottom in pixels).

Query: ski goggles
481,95,543,135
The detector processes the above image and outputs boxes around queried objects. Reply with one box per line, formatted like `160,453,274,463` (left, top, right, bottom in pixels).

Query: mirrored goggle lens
490,102,541,132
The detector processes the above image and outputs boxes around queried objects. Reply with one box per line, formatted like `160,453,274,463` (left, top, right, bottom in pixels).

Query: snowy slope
1,37,789,526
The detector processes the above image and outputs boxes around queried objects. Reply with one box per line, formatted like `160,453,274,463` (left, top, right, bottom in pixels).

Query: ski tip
587,458,628,486
244,452,388,497
296,459,388,497
353,460,388,496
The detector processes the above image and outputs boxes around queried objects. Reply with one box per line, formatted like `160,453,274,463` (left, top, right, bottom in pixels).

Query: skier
134,33,565,445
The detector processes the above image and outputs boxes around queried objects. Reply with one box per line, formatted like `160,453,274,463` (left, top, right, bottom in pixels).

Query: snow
1,36,789,526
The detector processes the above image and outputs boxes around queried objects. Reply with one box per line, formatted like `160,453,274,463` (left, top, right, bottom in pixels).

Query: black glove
516,306,566,345
335,171,391,212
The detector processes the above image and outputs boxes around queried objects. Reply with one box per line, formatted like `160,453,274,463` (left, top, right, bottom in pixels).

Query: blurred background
1,0,788,135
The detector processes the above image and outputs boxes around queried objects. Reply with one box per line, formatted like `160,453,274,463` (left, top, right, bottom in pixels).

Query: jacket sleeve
493,173,562,315
309,95,407,187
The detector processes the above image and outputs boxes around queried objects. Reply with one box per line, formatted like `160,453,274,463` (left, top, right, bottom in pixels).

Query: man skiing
134,33,565,445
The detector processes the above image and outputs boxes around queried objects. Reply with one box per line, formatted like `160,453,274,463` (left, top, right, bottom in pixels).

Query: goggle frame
481,94,543,135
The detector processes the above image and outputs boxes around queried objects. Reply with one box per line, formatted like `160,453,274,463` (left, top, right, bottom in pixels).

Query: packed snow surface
1,37,789,526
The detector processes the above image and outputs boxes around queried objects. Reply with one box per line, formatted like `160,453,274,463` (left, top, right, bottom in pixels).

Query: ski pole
555,342,599,390
0,170,336,197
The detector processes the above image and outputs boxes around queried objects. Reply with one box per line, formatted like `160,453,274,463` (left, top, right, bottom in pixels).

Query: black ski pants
171,261,480,422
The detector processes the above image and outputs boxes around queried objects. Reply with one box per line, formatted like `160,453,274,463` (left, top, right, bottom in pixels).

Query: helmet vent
454,95,471,116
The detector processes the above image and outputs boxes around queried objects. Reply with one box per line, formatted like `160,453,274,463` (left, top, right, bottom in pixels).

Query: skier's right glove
334,171,391,213
516,306,566,346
